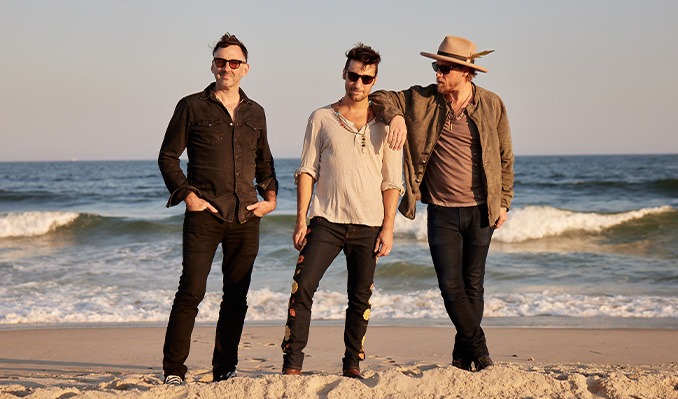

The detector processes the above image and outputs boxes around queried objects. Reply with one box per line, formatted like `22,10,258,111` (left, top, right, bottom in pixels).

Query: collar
199,83,250,105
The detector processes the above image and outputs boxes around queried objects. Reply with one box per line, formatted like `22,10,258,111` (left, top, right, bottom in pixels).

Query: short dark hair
344,43,381,74
212,33,248,61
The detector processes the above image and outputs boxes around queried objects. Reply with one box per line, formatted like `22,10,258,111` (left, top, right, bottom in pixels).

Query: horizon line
1,152,677,163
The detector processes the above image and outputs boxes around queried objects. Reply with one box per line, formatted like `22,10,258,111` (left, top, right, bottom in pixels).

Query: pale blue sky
1,0,676,161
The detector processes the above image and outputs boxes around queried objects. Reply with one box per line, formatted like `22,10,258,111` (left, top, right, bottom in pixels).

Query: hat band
437,51,474,64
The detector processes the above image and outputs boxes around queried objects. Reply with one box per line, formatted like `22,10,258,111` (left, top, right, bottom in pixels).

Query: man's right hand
185,192,218,213
387,115,407,150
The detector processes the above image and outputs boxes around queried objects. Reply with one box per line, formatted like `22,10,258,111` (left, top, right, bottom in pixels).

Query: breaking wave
394,205,674,243
0,211,80,238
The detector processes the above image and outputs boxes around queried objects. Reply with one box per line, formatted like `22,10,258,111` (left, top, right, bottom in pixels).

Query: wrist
380,225,394,234
184,192,199,206
264,190,277,203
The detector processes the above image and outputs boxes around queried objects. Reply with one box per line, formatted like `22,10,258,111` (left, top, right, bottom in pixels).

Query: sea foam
2,287,675,325
0,211,80,238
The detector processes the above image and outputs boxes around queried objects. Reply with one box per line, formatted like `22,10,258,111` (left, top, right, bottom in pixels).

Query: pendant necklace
332,100,371,152
449,88,473,121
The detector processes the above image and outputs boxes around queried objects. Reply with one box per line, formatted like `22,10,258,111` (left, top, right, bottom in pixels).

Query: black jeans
282,217,380,371
427,204,494,361
163,211,260,379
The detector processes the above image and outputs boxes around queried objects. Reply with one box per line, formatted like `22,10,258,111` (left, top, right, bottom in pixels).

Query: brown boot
282,368,302,375
342,368,364,379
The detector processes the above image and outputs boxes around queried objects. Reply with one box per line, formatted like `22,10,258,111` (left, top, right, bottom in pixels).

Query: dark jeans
282,217,380,371
163,211,260,379
427,204,494,361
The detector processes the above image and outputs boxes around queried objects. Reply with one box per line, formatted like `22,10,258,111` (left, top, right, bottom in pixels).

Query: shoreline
2,325,677,370
1,325,676,398
1,315,677,331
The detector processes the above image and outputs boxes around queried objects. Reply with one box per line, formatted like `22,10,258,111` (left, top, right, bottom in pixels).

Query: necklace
331,100,371,151
449,88,473,121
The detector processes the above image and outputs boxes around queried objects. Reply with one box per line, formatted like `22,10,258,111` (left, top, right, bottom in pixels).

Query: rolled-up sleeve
381,135,404,195
294,116,322,183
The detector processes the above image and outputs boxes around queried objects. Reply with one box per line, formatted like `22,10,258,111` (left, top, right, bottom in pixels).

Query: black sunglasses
431,62,459,75
213,58,245,69
345,71,376,85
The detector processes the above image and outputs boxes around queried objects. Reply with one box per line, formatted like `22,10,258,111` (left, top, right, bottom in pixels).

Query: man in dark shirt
158,33,278,385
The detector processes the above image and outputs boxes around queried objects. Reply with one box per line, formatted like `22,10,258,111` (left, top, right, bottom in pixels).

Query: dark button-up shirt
158,83,278,223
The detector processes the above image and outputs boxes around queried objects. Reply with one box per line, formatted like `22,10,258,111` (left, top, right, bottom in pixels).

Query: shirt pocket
192,119,226,144
241,120,263,150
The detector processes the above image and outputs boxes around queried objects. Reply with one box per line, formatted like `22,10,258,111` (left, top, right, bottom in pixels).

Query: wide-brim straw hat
421,36,493,73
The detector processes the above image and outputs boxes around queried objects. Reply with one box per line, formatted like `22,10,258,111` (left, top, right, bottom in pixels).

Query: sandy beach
0,325,676,398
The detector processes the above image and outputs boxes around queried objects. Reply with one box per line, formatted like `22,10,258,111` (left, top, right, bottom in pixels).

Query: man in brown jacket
370,35,514,371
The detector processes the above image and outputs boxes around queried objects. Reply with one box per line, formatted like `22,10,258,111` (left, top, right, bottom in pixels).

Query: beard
436,80,452,95
347,90,368,102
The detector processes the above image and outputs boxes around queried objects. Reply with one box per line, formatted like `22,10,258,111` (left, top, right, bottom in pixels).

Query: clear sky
1,0,676,161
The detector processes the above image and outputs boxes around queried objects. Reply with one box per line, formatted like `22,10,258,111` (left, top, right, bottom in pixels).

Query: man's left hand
374,228,394,258
494,207,508,229
386,115,407,150
246,200,276,217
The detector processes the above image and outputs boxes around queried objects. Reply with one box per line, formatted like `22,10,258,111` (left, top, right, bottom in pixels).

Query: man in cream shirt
280,43,403,379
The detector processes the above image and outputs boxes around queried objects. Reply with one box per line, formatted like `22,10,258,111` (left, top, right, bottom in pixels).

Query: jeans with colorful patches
426,204,494,361
282,217,380,371
163,211,260,380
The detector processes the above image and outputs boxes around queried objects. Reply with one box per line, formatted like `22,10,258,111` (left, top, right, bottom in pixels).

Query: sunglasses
345,71,376,85
432,62,459,75
213,58,245,69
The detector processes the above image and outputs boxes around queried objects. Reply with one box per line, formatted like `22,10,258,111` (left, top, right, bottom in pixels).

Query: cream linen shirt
295,105,404,227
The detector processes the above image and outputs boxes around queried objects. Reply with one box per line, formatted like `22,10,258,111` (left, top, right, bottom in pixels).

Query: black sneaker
474,356,494,371
214,371,237,382
452,357,472,371
164,375,183,386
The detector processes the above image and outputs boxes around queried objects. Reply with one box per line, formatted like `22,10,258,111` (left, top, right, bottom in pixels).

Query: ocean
0,155,676,329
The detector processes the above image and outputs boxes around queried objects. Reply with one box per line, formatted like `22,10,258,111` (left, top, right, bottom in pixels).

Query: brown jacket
370,83,513,224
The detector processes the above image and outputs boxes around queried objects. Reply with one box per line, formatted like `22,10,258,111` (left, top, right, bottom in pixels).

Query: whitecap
494,205,672,243
0,211,80,238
